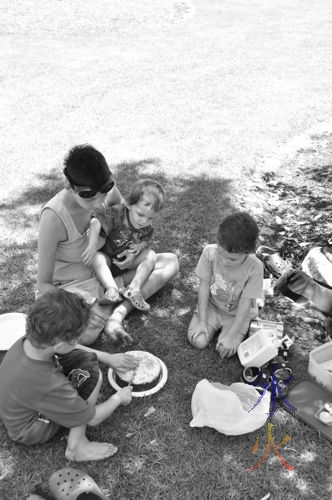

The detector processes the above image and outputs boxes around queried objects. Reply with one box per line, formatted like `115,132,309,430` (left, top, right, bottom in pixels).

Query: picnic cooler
308,341,332,391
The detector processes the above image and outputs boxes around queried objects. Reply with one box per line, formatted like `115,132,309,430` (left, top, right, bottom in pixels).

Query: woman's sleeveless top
41,190,93,284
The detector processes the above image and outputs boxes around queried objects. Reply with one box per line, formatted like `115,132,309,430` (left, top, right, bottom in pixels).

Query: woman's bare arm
37,208,67,295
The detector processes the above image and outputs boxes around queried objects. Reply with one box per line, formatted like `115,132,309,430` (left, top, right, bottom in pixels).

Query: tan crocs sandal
49,467,106,500
121,288,150,312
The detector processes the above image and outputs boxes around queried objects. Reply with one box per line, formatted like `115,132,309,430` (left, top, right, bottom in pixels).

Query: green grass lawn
1,1,332,499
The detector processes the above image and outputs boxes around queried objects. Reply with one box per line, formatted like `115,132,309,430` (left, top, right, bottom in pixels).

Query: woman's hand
106,353,139,372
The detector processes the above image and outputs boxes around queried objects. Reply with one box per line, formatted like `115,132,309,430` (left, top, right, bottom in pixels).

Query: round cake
114,351,162,392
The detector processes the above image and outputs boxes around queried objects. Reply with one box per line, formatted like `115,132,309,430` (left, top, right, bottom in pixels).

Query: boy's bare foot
65,439,118,462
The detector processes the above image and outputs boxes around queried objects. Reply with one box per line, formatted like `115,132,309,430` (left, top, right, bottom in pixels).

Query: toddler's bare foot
65,439,118,462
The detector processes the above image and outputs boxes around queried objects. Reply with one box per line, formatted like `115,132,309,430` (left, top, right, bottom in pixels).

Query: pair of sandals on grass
27,467,106,500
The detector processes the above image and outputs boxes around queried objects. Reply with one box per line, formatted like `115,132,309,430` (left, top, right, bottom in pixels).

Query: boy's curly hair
217,212,259,253
26,289,91,348
127,179,166,212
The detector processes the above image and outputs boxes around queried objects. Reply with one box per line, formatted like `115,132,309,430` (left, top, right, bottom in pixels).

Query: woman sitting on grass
37,144,179,345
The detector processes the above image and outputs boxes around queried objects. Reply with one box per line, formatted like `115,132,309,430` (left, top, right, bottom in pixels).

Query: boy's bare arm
190,279,211,342
81,218,102,265
88,387,132,426
74,346,138,426
217,297,252,358
77,345,138,372
228,297,252,335
197,278,210,324
88,217,102,247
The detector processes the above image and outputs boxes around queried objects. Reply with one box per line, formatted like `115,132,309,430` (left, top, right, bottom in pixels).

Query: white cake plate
0,313,27,350
108,351,168,398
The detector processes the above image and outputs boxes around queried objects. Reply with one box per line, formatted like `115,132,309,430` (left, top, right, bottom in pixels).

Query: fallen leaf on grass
259,493,271,500
144,406,156,417
125,432,136,438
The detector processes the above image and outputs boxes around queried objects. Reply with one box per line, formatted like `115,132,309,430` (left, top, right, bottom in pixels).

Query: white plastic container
308,341,332,392
237,329,281,368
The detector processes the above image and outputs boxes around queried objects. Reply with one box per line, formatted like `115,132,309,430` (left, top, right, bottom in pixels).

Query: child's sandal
121,288,150,312
256,245,294,279
49,467,106,500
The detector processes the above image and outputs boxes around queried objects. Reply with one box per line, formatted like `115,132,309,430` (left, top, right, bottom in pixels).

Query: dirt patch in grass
235,129,332,383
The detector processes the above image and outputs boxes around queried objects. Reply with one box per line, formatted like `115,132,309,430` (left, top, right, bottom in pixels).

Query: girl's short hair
63,144,111,188
217,212,259,253
26,289,91,348
127,179,166,212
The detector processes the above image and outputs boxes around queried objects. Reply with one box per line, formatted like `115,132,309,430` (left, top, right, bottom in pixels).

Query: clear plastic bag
190,379,270,435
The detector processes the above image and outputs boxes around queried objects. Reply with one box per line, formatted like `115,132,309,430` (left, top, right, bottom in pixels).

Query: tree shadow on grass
0,169,64,315
1,158,237,378
0,170,64,211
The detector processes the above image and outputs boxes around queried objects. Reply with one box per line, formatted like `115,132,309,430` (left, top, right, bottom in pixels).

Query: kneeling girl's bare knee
188,331,209,350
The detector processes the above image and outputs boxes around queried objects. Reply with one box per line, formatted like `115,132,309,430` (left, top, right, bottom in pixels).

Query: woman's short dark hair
26,289,91,348
63,144,111,188
217,212,259,253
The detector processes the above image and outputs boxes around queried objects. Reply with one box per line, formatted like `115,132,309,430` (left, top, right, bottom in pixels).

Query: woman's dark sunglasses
75,179,114,198
64,167,114,198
